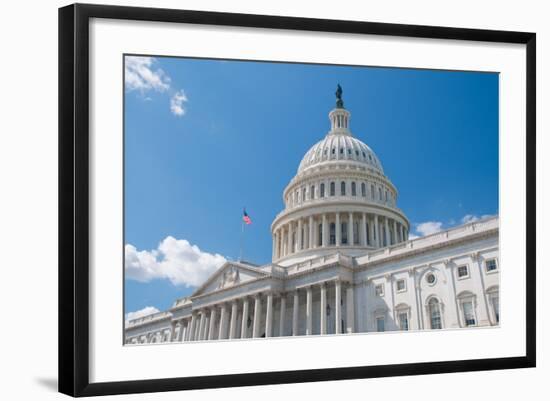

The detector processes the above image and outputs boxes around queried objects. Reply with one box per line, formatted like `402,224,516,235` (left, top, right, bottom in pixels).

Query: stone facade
125,95,499,345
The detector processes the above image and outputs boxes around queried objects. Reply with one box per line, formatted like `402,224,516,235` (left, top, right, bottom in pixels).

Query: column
265,292,273,337
402,225,406,242
306,286,313,335
170,320,177,342
253,294,262,338
346,284,355,333
273,232,278,260
208,308,217,340
279,294,286,337
393,219,398,245
198,311,206,341
444,261,461,328
320,283,327,334
287,222,293,255
335,212,341,246
471,253,491,325
348,212,354,245
282,228,287,256
322,214,328,247
374,215,379,247
384,217,390,247
218,304,228,340
361,213,367,246
335,280,342,334
292,290,299,336
241,297,249,339
297,219,303,252
177,320,185,342
229,300,238,339
309,215,314,249
188,314,196,341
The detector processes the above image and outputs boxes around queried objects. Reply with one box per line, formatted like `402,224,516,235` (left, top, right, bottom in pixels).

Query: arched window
351,182,357,196
361,182,366,197
330,182,335,196
329,223,336,245
320,183,325,198
341,181,346,196
318,223,323,246
428,298,442,329
310,185,315,200
341,222,348,245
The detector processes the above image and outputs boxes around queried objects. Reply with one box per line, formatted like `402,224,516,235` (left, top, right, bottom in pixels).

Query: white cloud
408,233,420,240
415,221,444,236
461,214,494,224
125,237,226,287
125,56,170,93
170,90,188,116
125,306,160,322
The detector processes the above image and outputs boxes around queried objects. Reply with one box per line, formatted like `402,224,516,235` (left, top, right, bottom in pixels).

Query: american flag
242,209,252,225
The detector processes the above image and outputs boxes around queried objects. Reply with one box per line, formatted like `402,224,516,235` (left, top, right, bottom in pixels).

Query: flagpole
239,211,244,262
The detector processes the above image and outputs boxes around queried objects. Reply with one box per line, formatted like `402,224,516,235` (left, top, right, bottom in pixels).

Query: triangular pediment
191,262,268,297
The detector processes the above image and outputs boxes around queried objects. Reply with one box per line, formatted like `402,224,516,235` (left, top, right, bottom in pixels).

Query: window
355,150,359,156
320,183,325,198
398,312,409,331
396,279,406,292
371,184,375,199
361,182,366,197
310,185,315,199
323,149,327,156
302,187,306,202
426,273,436,285
375,284,384,297
376,316,385,332
428,298,442,329
340,147,344,154
347,148,351,155
457,265,469,279
378,188,382,200
329,223,336,245
330,182,335,196
353,222,359,245
318,223,323,246
491,294,500,323
385,191,388,202
340,181,346,196
341,222,348,245
351,182,356,196
332,147,336,155
462,301,476,326
362,151,366,158
485,259,498,272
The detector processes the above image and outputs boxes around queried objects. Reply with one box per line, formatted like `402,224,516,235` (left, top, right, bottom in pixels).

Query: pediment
191,262,268,297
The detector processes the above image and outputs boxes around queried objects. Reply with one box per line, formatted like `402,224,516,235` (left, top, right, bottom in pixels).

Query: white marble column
279,294,286,337
374,215,379,247
292,290,299,336
177,320,185,342
309,215,314,249
253,294,262,338
335,280,342,334
198,311,206,341
265,292,273,337
322,214,328,247
297,219,303,252
229,300,238,339
306,286,313,335
348,212,354,245
218,304,228,340
170,320,177,342
346,284,355,333
361,213,367,246
335,212,341,246
320,283,327,334
384,217,390,247
471,253,491,325
287,222,293,255
188,314,196,341
208,308,217,340
241,297,249,339
393,219,398,245
273,231,278,259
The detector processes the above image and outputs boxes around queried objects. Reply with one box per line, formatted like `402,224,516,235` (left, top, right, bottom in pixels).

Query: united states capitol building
125,88,500,344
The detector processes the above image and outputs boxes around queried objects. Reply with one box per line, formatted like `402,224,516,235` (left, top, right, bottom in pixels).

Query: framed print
58,3,536,397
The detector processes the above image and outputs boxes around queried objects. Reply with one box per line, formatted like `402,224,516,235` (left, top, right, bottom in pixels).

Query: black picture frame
58,3,536,397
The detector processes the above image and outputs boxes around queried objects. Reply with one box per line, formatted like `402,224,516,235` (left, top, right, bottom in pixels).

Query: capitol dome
271,86,410,266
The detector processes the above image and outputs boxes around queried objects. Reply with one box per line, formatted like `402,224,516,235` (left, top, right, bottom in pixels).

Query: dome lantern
329,84,351,134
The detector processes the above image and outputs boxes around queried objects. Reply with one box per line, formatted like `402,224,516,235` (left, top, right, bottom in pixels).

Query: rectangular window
376,316,385,332
462,301,476,326
485,259,498,272
396,279,406,292
491,295,500,323
398,312,409,331
457,265,469,278
375,284,384,297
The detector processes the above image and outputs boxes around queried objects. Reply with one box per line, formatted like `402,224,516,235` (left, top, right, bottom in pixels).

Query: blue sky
124,55,498,319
